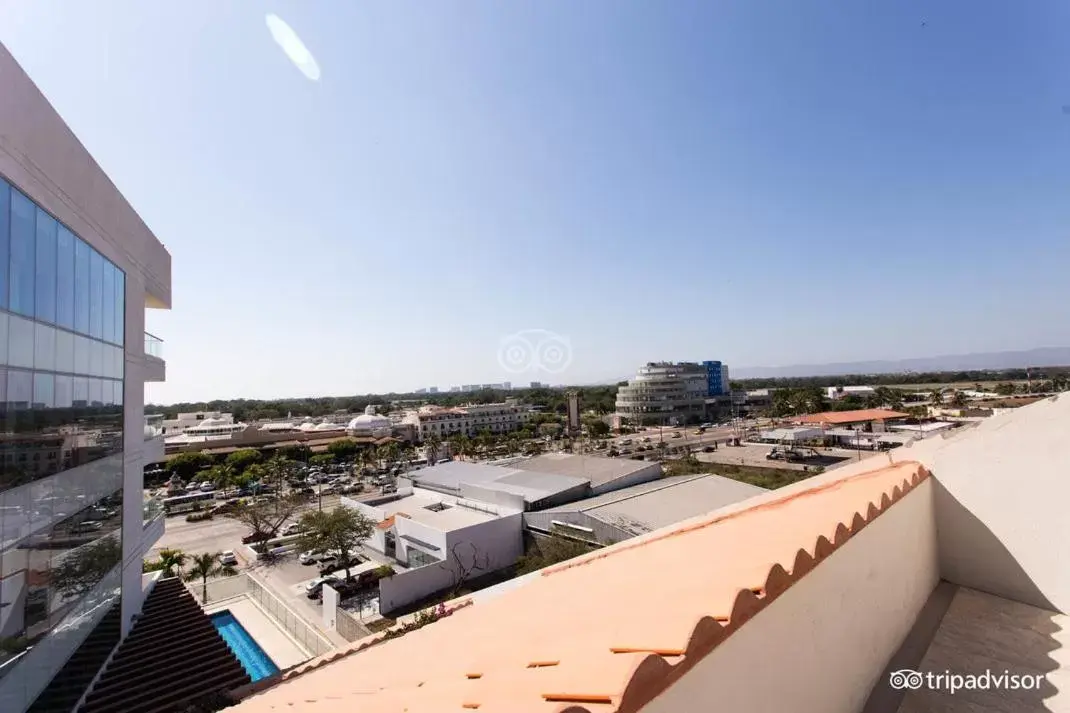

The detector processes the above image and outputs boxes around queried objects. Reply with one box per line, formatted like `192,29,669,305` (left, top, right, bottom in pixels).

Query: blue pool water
210,611,280,682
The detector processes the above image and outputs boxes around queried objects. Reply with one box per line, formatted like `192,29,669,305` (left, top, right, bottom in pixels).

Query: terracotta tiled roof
376,513,410,530
792,408,910,425
231,461,929,713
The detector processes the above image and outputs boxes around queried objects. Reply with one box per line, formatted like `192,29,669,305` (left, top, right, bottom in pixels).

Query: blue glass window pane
0,179,9,310
32,372,54,409
34,208,57,323
74,238,90,334
113,267,125,347
101,260,114,344
9,190,36,316
56,225,75,329
88,249,103,339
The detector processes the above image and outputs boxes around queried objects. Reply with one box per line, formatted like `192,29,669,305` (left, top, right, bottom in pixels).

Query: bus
162,491,215,515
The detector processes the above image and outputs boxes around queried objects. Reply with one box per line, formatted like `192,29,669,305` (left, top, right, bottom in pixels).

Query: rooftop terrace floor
896,587,1070,713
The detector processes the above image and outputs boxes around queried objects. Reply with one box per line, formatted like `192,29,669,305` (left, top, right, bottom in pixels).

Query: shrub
186,511,213,523
143,559,167,573
373,565,395,579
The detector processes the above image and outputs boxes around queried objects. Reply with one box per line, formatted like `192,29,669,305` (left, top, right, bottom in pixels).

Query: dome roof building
347,405,393,437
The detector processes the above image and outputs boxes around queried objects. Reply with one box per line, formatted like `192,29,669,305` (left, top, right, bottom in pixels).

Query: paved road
150,516,247,560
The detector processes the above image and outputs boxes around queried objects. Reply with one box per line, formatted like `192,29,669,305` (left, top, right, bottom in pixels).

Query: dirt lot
692,443,870,471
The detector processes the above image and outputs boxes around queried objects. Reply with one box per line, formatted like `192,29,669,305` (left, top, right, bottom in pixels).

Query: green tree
184,552,236,603
949,390,968,409
538,422,562,439
449,435,472,460
425,434,443,463
327,438,360,462
157,548,188,578
379,442,401,471
359,447,379,473
230,494,303,549
277,444,311,463
585,419,610,439
224,449,262,475
515,535,597,576
929,389,944,406
166,452,213,481
309,454,334,470
295,507,376,582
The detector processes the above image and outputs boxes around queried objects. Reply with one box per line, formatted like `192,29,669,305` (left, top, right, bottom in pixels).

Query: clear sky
1,1,1068,404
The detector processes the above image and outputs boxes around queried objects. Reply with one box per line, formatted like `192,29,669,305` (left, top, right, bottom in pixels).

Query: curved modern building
615,361,730,425
0,43,172,712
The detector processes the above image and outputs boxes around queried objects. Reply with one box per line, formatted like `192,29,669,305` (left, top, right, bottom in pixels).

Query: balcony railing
145,414,164,442
143,495,164,529
144,332,164,359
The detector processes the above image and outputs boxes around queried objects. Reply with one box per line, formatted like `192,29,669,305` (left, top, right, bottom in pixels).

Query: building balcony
144,414,165,464
143,332,166,382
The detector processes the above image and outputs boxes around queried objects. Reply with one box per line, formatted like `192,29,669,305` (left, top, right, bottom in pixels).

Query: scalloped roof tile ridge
232,460,930,713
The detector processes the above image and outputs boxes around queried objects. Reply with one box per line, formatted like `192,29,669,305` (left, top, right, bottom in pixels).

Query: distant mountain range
730,347,1070,380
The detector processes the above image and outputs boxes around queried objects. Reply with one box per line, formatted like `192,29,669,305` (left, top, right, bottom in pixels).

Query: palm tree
359,447,378,474
425,434,442,463
450,435,471,461
929,388,944,406
184,552,236,603
157,548,187,579
949,390,968,409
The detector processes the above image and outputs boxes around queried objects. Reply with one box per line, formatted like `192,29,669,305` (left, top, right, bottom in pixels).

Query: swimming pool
210,610,280,682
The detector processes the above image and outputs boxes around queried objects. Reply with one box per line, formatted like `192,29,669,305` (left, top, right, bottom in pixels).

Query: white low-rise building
343,488,523,615
826,385,876,400
402,401,533,442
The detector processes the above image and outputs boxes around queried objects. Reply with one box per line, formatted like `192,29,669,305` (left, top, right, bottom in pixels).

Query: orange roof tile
376,513,410,530
231,461,930,713
792,408,910,425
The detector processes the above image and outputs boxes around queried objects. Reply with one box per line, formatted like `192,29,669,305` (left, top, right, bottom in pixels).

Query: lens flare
265,13,321,81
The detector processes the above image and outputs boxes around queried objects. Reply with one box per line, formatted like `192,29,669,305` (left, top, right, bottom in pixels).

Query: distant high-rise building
414,388,427,394
702,360,730,396
616,360,731,425
530,381,544,389
450,386,462,393
428,386,439,394
503,382,511,390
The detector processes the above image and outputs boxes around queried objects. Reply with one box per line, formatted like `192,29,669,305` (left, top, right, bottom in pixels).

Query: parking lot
691,443,875,471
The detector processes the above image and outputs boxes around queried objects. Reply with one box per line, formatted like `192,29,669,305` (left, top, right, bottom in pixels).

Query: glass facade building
0,176,126,686
1,39,170,712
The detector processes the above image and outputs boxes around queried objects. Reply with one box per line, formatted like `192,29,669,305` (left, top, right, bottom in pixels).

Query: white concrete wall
377,513,524,614
446,513,524,572
889,396,1070,612
394,517,449,565
641,479,939,713
378,561,456,615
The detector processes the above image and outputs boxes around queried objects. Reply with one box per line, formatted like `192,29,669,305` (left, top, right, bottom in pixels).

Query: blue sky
1,1,1068,403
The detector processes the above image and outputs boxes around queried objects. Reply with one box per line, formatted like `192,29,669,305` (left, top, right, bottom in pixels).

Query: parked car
281,523,303,536
200,481,214,491
305,575,343,599
185,482,199,492
241,532,270,545
671,433,682,439
703,445,715,453
317,557,339,575
299,550,322,565
219,550,238,566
